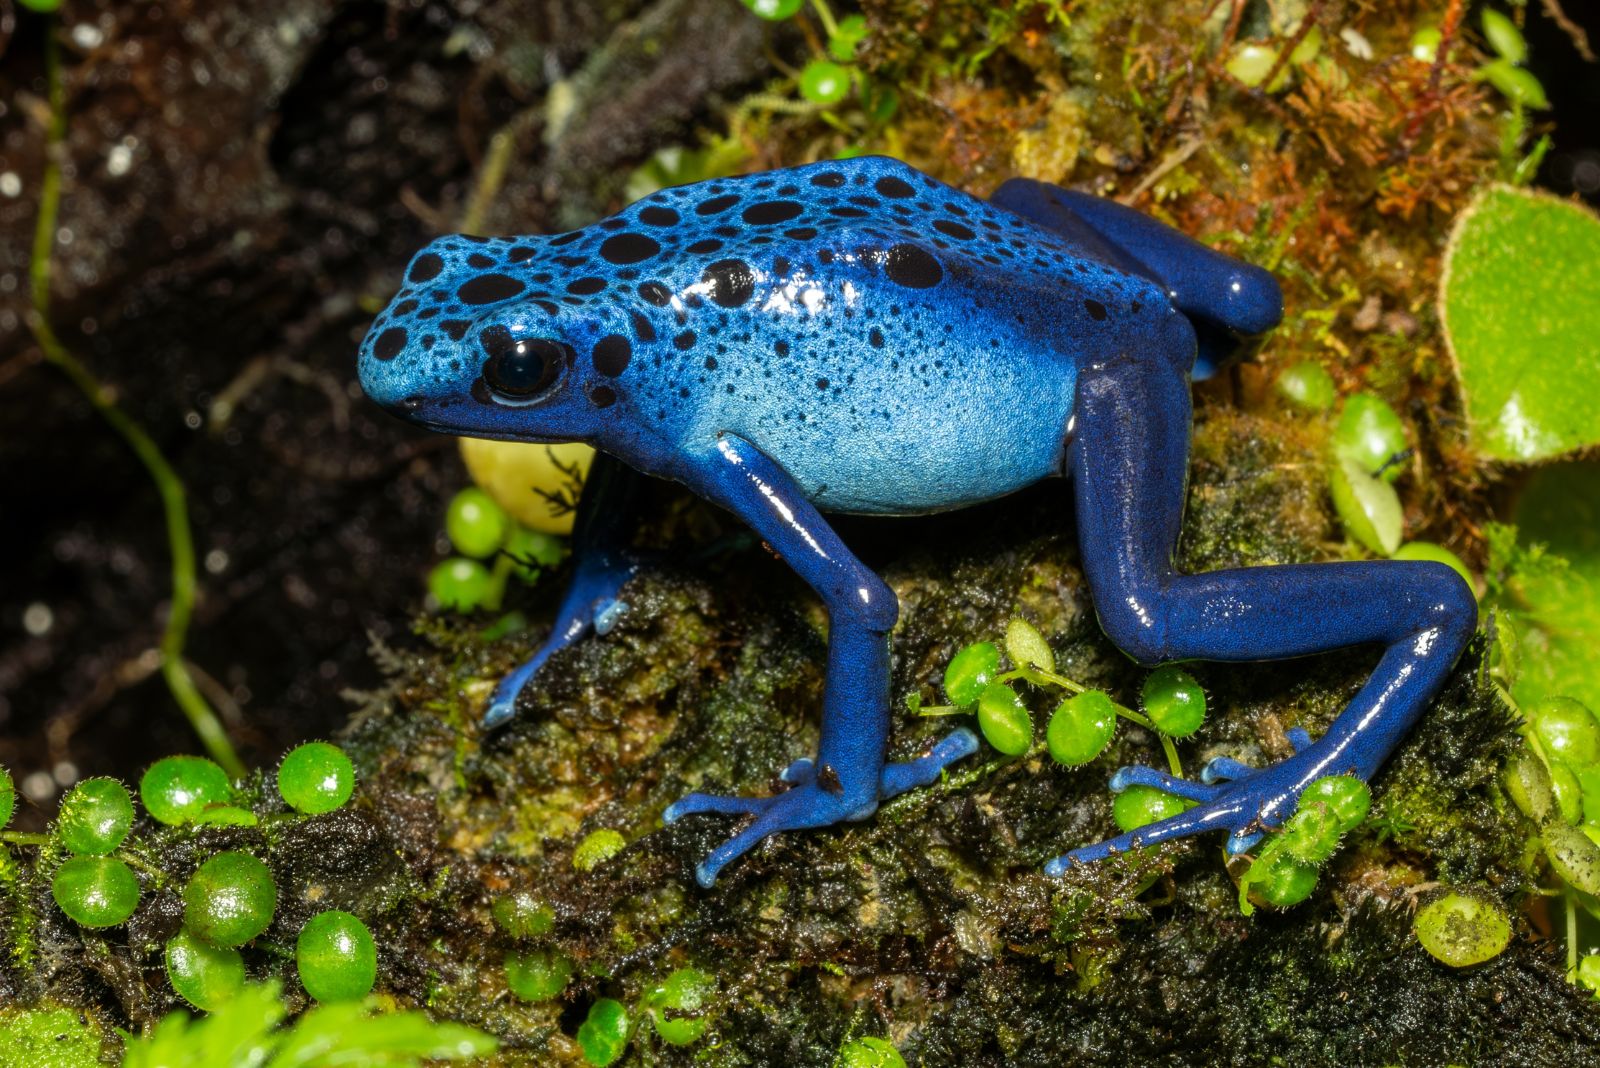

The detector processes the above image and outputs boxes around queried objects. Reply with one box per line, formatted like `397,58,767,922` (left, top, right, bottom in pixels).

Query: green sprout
165,929,246,1011
836,1035,907,1068
276,742,355,816
141,755,234,826
504,948,573,1002
55,778,133,856
576,998,630,1066
574,829,628,872
647,967,715,1046
296,910,378,1002
183,851,277,947
52,855,140,928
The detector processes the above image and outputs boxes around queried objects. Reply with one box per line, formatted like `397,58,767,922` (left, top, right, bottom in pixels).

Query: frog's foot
1198,728,1312,785
1041,747,1338,875
668,728,978,887
664,782,880,888
779,728,979,798
483,644,562,729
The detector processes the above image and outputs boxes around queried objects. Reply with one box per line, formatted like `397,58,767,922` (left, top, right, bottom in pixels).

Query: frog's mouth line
381,396,580,445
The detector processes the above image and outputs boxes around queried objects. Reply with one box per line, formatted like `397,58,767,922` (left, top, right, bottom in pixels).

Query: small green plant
491,891,555,938
55,778,133,856
1236,775,1371,914
576,998,630,1066
1475,8,1548,111
296,910,377,1002
428,486,565,613
121,980,495,1068
140,755,234,826
1413,891,1513,967
836,1035,907,1068
183,851,277,947
504,948,574,1002
919,618,1205,783
276,742,354,816
165,929,246,1012
51,855,140,928
646,967,715,1046
1275,361,1336,411
573,829,628,872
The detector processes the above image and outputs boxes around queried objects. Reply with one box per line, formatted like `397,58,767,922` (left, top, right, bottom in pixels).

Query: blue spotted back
359,155,1187,514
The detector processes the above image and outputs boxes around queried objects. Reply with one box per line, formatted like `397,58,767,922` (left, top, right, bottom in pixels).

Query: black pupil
484,336,564,398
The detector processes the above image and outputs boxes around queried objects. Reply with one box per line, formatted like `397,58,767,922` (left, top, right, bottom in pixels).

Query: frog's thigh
990,178,1280,340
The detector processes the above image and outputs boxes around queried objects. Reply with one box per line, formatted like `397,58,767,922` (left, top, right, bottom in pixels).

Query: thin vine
25,22,244,777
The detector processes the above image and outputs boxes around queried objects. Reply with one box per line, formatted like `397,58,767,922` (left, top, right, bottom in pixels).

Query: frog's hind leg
1043,335,1477,874
989,179,1282,376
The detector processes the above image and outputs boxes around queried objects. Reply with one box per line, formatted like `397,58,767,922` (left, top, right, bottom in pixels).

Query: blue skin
358,156,1477,888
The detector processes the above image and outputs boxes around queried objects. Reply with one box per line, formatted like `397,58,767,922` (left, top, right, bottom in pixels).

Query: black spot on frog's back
639,206,680,226
884,243,944,289
408,253,444,283
600,233,661,264
696,194,740,216
371,327,407,361
875,175,915,198
743,201,804,225
592,335,631,377
701,259,755,308
457,274,525,305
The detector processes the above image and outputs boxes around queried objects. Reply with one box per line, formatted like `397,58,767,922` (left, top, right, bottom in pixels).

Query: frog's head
359,235,630,445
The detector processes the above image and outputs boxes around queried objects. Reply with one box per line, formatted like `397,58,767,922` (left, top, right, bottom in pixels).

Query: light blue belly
725,358,1075,516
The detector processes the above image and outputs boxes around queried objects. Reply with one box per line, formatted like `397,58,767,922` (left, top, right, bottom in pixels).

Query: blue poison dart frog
359,156,1477,888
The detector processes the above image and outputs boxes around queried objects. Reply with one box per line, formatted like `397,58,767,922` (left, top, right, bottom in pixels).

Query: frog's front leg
484,452,648,728
1045,344,1477,873
661,434,977,887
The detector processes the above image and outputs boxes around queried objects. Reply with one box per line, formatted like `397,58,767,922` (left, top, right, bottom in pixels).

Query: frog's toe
663,793,770,821
1109,764,1220,803
879,727,980,799
1199,756,1255,784
669,783,877,888
1042,794,1251,875
778,756,816,785
1199,729,1315,783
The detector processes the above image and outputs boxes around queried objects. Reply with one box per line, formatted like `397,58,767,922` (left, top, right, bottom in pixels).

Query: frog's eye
481,328,568,401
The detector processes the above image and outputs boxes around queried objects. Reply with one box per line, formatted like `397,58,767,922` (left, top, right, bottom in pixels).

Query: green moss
0,1006,102,1068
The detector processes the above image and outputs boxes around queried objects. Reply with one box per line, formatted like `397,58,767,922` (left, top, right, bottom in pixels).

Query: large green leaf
1508,462,1600,708
1443,185,1600,462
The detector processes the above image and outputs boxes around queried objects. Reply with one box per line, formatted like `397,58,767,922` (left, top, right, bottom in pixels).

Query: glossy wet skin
360,158,1176,513
360,156,1475,888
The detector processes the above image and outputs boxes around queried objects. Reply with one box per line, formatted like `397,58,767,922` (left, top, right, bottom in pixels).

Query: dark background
0,0,1595,828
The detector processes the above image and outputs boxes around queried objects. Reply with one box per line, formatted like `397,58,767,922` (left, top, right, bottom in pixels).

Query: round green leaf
296,910,378,1002
53,856,140,928
1444,186,1600,461
165,930,245,1011
1413,892,1512,967
943,642,999,706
